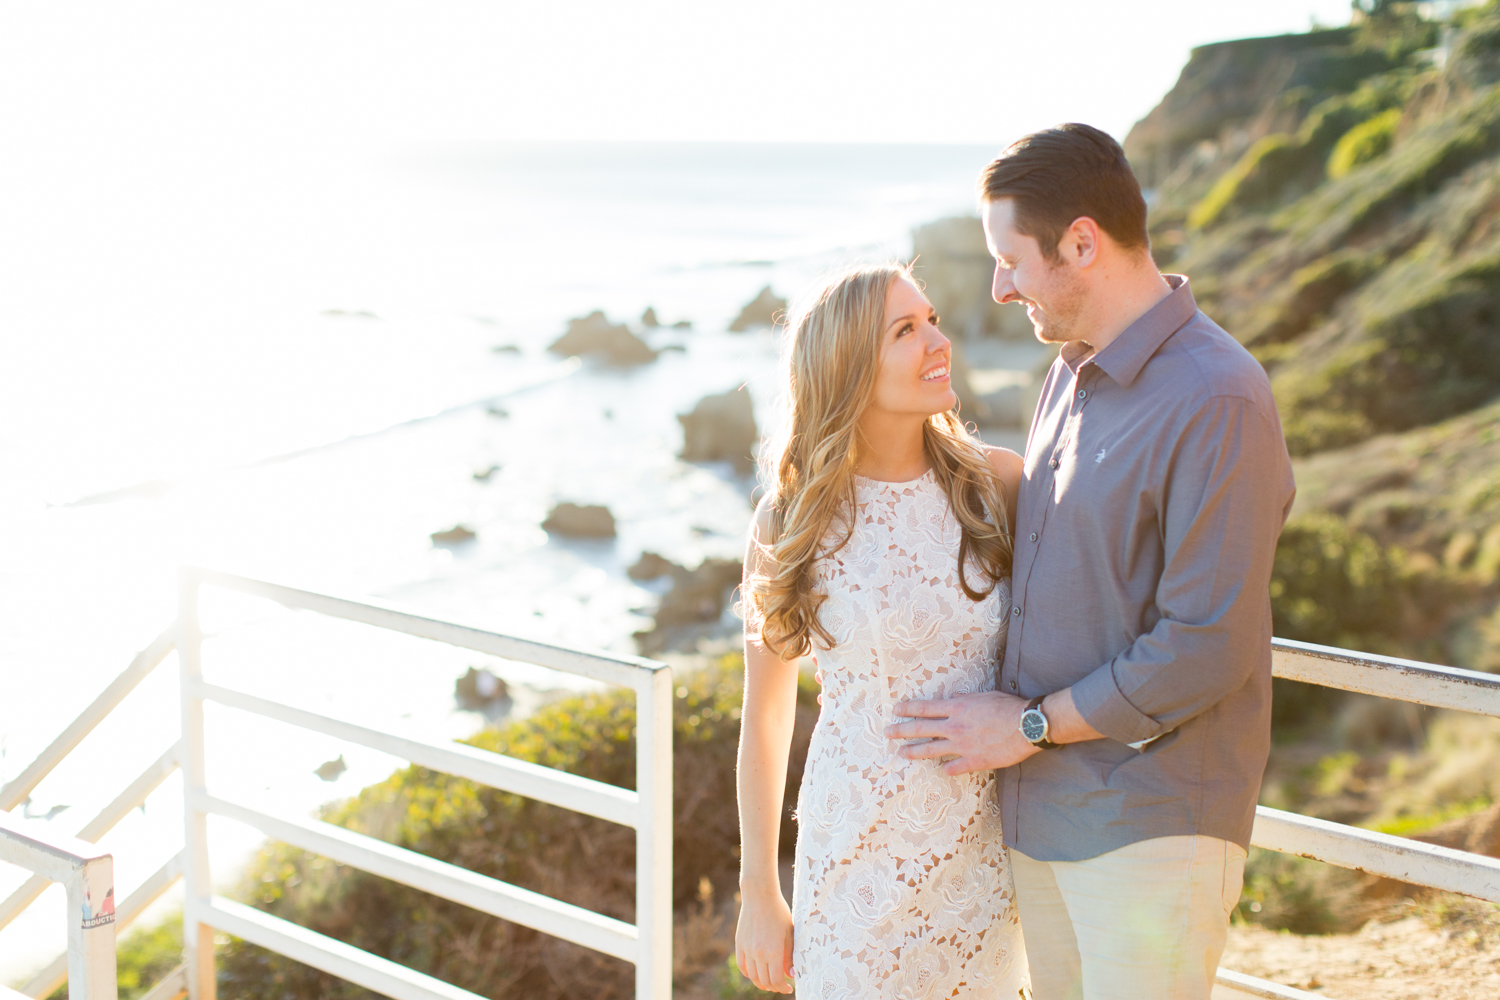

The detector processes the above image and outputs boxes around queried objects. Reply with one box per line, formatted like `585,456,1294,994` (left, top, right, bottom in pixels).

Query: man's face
982,198,1087,345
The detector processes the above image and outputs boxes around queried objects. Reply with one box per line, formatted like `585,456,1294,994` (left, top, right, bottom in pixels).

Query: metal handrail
7,583,1499,1000
175,566,674,1000
0,631,175,813
0,747,178,936
0,810,117,999
1272,637,1500,715
23,855,184,999
1210,641,1500,999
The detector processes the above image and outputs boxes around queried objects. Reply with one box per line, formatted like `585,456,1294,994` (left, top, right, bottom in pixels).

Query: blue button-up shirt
999,276,1295,862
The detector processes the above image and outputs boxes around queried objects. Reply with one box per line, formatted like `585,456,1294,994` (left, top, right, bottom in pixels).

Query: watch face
1020,709,1047,743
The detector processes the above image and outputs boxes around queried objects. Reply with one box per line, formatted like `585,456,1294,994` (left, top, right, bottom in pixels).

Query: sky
0,1,1360,149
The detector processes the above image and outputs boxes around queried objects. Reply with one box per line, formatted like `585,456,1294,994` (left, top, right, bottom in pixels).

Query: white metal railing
175,567,674,1000
0,629,181,1000
0,809,117,999
0,567,672,1000
5,577,1499,1000
1211,638,1500,1000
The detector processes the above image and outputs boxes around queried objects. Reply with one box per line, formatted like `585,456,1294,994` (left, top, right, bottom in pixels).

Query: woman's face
867,275,954,419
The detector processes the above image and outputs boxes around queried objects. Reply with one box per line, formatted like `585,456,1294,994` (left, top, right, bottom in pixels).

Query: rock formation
728,286,786,331
541,502,617,538
641,306,659,327
548,311,657,365
678,388,757,472
431,525,477,545
632,554,744,655
455,666,508,710
910,217,1031,340
627,551,677,580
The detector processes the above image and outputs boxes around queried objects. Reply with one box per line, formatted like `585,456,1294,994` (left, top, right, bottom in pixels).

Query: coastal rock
431,525,477,545
472,464,501,482
948,342,992,425
679,388,757,472
672,319,693,329
910,217,1030,340
491,343,522,354
627,551,677,580
641,306,660,327
728,286,786,331
455,666,508,710
548,310,658,365
633,555,744,655
542,502,617,538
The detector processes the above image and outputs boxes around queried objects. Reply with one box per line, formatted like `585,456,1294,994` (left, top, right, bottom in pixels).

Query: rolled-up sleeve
1071,395,1293,745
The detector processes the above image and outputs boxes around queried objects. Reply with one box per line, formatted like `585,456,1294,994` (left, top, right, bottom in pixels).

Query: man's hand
884,691,1038,774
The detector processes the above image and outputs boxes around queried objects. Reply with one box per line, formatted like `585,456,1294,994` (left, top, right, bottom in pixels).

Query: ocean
0,141,1004,977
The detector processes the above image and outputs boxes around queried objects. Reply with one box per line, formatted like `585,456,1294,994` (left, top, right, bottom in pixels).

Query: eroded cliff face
1124,4,1500,673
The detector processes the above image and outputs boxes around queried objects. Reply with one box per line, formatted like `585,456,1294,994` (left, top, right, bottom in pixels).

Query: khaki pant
1008,836,1246,1000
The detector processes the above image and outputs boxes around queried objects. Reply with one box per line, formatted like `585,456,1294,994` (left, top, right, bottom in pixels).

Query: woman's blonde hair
749,263,1013,658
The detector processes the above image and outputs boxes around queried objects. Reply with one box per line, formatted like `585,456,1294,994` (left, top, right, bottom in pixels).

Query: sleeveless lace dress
791,471,1028,1000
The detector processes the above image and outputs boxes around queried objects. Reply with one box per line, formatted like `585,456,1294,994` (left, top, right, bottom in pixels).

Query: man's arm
887,394,1291,770
1067,394,1291,744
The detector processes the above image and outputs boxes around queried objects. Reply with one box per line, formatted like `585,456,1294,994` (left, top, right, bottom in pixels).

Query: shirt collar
1066,275,1197,389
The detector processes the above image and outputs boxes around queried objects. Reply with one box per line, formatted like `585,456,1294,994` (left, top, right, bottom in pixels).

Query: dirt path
1220,912,1500,999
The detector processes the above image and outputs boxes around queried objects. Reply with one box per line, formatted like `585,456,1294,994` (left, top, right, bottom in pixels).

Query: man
886,123,1296,999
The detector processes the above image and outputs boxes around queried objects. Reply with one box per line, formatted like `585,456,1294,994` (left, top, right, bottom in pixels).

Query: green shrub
214,655,819,1000
1328,107,1404,179
1244,249,1382,347
1189,134,1308,230
1270,511,1449,653
1276,249,1500,454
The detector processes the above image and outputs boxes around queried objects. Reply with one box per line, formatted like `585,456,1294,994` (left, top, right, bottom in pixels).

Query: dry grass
1222,900,1500,998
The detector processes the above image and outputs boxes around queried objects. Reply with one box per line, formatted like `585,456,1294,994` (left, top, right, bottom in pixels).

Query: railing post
634,667,673,1000
178,568,217,1000
64,854,118,1000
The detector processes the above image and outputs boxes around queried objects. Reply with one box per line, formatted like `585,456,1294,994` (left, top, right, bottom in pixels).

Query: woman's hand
735,889,795,993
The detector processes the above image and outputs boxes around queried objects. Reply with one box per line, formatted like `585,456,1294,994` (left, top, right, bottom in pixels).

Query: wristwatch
1019,696,1060,750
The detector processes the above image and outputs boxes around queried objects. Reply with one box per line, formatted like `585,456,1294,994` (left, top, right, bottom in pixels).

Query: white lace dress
791,471,1027,1000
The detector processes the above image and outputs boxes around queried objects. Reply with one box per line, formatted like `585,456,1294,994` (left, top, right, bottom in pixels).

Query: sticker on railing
80,870,114,930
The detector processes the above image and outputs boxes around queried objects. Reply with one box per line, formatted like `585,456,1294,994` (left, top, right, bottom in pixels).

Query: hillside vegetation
1127,2,1500,676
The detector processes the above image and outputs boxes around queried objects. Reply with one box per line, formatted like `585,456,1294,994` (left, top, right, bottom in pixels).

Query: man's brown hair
979,122,1149,264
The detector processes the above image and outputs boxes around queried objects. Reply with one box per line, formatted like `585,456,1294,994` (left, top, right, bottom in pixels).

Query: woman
735,264,1028,998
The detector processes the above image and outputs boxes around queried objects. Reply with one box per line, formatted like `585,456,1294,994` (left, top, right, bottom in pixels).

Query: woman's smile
920,363,950,383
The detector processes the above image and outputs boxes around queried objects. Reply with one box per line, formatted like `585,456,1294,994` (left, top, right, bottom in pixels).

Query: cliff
1126,2,1500,675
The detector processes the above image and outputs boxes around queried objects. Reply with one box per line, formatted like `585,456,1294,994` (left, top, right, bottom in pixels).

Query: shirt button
1078,389,1088,399
1009,679,1018,691
1029,532,1038,542
1049,458,1059,469
1012,606,1021,616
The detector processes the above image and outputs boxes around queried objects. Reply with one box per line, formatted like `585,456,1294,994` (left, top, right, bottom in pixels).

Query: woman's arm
734,501,801,994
